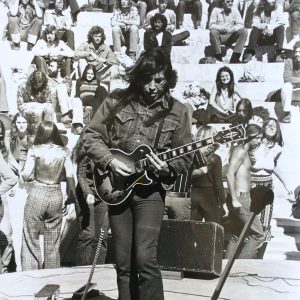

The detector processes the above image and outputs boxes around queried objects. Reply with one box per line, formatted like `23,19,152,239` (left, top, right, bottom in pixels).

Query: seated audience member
17,70,56,134
43,0,75,49
0,66,9,114
73,135,110,266
207,66,242,122
75,25,118,79
209,0,248,63
0,0,9,40
144,13,172,55
75,64,108,115
286,0,300,46
177,0,202,29
144,0,190,45
146,0,176,12
279,41,300,123
232,98,264,127
32,25,74,78
251,118,292,230
8,0,43,50
243,0,285,62
131,0,148,27
21,121,76,271
0,120,18,274
47,60,84,134
191,125,226,224
111,0,140,60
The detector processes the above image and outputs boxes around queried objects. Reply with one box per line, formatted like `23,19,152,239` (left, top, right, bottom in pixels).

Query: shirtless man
225,124,265,259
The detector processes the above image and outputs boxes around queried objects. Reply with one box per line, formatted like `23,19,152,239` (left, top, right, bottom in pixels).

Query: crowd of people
0,0,299,299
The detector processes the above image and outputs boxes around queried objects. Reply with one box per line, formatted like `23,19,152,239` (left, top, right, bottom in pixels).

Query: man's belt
166,191,190,198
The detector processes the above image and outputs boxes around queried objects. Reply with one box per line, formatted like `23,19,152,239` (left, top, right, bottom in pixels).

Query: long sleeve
32,39,50,56
0,153,18,195
77,156,94,199
283,59,300,85
209,8,223,30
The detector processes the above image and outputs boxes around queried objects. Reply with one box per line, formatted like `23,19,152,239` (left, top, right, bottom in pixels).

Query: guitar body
93,125,246,206
94,145,154,206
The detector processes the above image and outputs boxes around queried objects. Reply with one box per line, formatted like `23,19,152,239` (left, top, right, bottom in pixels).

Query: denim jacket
83,90,193,176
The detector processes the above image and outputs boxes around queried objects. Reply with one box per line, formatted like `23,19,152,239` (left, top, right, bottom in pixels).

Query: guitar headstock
214,124,246,145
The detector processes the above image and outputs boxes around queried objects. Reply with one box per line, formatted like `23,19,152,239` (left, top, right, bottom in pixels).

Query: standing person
144,13,172,55
111,0,140,60
243,0,285,62
209,0,248,63
8,113,32,271
190,125,226,224
21,121,76,270
82,48,192,300
251,118,293,230
73,135,109,266
225,124,265,259
0,120,18,274
8,0,43,50
279,40,300,123
207,66,243,122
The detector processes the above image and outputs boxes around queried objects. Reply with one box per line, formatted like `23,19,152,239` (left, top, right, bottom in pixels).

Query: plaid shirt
111,6,139,23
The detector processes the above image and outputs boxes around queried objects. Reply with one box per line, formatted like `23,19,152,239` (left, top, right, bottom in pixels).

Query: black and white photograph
0,0,300,299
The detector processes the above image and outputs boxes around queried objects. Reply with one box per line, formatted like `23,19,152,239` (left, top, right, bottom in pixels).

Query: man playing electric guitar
82,48,193,300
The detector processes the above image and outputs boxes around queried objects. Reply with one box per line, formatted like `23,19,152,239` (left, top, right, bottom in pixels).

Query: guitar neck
157,137,214,162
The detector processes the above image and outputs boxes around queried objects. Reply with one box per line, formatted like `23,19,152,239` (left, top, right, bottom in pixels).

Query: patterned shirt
17,4,37,30
111,6,139,24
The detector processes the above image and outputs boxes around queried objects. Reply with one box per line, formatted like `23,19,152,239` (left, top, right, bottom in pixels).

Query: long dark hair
215,66,235,98
255,0,277,17
10,113,33,154
0,120,8,160
33,121,64,147
81,64,97,82
23,70,48,101
236,98,253,123
104,48,177,126
262,117,284,146
150,13,168,32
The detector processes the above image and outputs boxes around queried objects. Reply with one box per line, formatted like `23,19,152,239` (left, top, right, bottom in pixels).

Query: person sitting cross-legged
209,0,248,63
144,13,173,55
144,0,190,46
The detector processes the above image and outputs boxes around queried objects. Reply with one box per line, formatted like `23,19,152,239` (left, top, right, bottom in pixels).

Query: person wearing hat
225,124,265,259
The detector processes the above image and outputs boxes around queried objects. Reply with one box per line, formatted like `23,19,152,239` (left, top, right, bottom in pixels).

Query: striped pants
21,183,63,271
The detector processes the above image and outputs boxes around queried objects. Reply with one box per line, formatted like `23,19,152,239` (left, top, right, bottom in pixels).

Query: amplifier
158,220,224,277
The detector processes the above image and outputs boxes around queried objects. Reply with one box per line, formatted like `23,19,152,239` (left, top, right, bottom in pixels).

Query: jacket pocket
115,111,136,141
159,119,177,148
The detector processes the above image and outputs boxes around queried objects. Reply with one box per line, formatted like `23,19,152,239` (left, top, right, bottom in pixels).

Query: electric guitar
93,124,245,206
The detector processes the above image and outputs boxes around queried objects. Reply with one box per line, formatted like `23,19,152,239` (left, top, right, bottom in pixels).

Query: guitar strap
153,118,165,150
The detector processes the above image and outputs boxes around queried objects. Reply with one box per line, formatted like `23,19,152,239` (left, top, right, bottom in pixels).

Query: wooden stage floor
0,260,300,299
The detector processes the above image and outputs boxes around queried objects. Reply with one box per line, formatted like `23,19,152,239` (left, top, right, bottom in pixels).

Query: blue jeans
225,192,264,259
109,184,165,300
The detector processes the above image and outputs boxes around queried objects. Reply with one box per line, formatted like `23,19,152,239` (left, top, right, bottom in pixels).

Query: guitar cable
81,211,109,300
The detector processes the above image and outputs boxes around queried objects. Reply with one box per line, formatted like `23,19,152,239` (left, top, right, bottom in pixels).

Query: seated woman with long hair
190,125,226,224
207,66,243,123
75,64,108,116
21,121,76,271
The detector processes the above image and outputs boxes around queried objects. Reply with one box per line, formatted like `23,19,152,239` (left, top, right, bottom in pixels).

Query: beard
264,2,276,15
48,70,58,78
